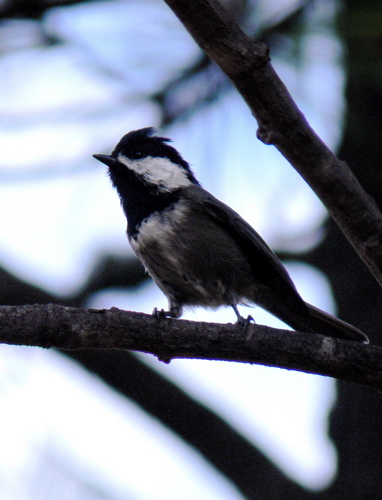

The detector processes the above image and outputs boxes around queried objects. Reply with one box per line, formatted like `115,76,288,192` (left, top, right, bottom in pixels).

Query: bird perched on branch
93,127,368,343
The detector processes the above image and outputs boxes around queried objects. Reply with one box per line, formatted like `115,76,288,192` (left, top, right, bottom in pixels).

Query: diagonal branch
162,0,382,288
1,304,381,389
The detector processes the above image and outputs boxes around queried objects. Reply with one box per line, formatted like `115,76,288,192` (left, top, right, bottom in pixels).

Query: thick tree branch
163,0,382,288
1,304,380,389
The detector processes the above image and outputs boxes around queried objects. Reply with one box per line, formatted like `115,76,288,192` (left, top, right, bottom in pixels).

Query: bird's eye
132,151,144,159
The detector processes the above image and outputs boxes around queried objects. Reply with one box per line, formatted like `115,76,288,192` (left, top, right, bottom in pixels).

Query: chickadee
93,127,368,343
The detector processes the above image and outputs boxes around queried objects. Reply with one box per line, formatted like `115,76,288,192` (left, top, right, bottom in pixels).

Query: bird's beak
93,154,119,168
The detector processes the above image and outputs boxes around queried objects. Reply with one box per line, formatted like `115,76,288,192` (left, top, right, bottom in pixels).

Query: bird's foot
236,314,254,327
152,306,182,319
153,307,167,319
240,315,256,340
231,305,256,339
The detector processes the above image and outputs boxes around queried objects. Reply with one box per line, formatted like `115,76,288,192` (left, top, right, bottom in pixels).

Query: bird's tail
286,302,369,343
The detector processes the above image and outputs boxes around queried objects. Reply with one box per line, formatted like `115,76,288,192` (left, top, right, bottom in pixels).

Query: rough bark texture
0,304,379,389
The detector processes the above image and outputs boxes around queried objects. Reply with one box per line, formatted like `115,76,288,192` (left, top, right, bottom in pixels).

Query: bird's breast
129,201,188,273
128,199,256,308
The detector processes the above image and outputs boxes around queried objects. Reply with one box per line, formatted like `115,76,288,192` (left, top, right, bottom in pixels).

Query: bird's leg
231,304,255,339
231,304,254,325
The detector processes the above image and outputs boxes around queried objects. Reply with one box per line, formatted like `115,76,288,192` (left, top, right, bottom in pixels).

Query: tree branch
1,304,381,389
162,0,382,288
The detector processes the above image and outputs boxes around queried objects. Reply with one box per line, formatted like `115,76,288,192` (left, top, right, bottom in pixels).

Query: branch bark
162,0,382,288
1,304,381,389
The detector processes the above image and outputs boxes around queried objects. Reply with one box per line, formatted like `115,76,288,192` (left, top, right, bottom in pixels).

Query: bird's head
93,127,199,193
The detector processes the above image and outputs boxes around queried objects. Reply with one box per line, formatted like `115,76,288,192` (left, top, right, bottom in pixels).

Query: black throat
109,167,180,238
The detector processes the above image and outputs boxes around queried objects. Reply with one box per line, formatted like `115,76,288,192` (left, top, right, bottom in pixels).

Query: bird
93,127,369,343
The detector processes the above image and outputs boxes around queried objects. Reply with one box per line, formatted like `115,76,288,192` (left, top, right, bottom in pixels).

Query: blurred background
1,0,382,498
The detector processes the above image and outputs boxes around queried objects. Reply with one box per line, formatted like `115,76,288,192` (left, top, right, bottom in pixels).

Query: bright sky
0,0,346,497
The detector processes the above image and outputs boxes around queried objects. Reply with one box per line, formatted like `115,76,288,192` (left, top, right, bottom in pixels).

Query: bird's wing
184,185,308,316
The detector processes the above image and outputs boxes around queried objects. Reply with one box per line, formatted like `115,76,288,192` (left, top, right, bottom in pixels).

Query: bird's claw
236,314,256,340
153,307,167,319
236,314,254,326
152,306,181,319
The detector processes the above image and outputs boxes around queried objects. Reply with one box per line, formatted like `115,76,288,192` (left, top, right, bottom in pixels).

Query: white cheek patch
118,154,192,191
